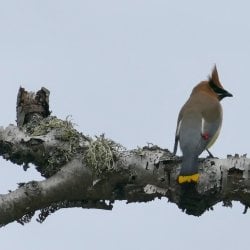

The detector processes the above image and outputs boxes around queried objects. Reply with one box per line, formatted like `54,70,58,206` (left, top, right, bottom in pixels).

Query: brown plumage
173,66,232,184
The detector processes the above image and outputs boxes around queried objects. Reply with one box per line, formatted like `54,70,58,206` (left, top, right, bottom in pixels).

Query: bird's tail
178,155,200,184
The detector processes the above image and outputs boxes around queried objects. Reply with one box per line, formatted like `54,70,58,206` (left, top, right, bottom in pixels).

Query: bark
0,87,249,227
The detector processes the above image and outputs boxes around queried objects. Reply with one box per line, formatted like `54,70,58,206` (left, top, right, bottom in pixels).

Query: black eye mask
209,80,233,100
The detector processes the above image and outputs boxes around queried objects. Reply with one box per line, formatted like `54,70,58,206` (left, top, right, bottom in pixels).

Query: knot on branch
16,87,51,127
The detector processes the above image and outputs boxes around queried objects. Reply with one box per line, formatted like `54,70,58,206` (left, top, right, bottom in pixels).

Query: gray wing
181,116,221,157
173,135,178,155
173,113,183,155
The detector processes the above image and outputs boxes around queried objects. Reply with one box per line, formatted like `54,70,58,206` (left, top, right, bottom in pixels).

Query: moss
27,116,76,137
84,134,124,176
23,116,125,178
24,116,87,177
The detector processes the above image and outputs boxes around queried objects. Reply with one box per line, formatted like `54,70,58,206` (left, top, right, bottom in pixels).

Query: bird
173,66,232,184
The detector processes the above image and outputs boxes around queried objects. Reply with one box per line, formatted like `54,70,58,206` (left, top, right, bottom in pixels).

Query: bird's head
191,65,233,101
208,65,233,101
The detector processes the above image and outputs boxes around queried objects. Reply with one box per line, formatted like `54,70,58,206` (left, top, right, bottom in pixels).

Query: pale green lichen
84,134,124,176
24,116,86,177
30,116,77,137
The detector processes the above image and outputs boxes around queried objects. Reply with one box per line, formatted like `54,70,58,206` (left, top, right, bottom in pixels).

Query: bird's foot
206,149,214,158
206,149,219,159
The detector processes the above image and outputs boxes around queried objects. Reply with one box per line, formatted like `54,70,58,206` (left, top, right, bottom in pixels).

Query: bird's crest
209,65,223,89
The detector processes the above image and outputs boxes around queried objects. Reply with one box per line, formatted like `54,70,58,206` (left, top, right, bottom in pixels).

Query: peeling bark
0,87,249,227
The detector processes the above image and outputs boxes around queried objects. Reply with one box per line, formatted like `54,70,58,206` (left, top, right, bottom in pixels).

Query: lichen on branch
84,134,125,176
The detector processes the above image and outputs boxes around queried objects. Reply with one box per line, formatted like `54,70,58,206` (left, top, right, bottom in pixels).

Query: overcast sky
0,1,249,249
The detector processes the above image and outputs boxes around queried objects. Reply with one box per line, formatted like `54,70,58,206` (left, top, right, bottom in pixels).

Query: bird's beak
217,88,233,100
223,90,233,97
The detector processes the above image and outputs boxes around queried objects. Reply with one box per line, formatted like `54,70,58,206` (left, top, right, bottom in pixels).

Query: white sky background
0,1,249,249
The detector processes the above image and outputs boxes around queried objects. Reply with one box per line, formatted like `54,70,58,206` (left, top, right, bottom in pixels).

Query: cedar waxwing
173,66,232,184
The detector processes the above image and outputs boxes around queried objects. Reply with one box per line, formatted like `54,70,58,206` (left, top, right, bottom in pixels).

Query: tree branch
0,87,249,227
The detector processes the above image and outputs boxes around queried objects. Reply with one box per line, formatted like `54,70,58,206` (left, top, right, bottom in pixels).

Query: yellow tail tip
178,174,200,184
